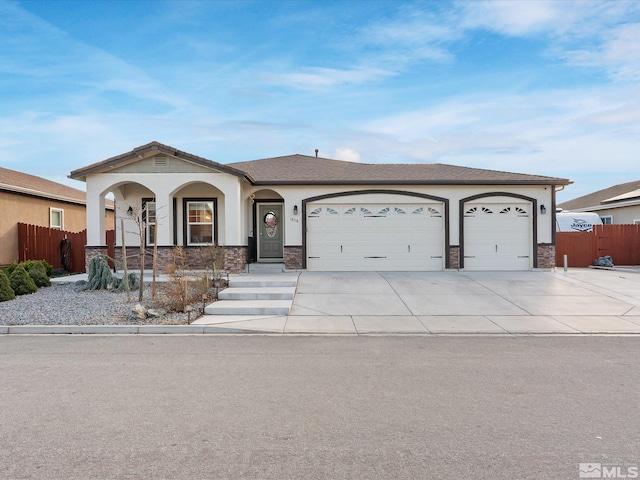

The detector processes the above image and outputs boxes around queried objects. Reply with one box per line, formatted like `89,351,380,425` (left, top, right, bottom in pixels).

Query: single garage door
463,203,532,270
306,202,444,271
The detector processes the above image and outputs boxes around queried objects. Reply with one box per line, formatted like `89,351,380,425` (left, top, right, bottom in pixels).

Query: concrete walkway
13,267,640,335
190,268,640,335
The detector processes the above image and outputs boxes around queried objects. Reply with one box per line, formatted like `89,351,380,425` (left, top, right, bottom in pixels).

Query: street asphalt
1,335,638,479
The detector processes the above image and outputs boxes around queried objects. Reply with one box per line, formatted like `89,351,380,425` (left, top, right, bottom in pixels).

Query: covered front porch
84,172,249,273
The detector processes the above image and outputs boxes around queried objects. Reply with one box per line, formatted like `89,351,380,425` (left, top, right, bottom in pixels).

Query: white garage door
463,203,532,270
306,203,444,271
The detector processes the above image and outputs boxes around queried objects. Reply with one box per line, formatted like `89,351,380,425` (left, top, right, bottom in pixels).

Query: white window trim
144,200,156,246
633,219,640,225
600,215,613,225
50,207,64,230
186,200,215,246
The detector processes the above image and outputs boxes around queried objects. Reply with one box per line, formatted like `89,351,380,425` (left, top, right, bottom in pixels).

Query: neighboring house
69,141,571,273
0,166,114,265
558,180,640,225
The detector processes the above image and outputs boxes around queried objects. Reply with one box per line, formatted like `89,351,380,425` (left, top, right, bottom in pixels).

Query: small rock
147,308,167,318
132,303,147,320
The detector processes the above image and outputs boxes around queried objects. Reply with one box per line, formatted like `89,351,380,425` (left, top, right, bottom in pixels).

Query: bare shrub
155,247,212,314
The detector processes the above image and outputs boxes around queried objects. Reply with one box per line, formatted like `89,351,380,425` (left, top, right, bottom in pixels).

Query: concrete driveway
199,268,640,334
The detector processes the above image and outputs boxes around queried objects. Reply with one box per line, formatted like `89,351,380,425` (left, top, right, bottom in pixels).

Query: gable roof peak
70,141,248,181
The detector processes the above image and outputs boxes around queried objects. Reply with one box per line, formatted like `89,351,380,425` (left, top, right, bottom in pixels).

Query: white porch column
153,187,173,246
223,182,242,245
86,189,106,246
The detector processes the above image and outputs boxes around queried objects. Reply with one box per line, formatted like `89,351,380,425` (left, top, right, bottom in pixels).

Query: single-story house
558,180,640,225
69,141,571,273
0,166,114,265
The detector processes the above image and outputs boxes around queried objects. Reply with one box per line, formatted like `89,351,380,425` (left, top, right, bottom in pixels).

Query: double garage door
306,201,445,271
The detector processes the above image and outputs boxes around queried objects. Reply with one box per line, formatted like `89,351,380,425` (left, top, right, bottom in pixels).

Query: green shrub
22,260,54,277
84,256,118,290
29,262,51,287
82,256,140,292
4,261,19,277
0,270,15,302
3,260,54,278
9,264,38,295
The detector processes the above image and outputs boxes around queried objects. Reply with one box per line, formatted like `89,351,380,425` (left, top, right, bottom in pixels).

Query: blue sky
1,0,639,202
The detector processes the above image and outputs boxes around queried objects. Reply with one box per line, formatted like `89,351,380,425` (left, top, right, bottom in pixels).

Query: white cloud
333,148,361,163
350,84,640,200
361,5,460,62
461,0,566,36
563,23,640,81
460,1,640,84
264,66,395,90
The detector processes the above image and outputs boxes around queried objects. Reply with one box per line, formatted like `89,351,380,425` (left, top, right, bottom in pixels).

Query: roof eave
0,183,85,205
250,179,572,186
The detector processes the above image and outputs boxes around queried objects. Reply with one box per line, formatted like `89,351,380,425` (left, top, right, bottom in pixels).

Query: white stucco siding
250,185,555,248
86,171,244,247
87,166,556,260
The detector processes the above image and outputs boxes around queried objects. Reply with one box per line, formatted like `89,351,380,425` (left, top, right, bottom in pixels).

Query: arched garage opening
459,192,537,270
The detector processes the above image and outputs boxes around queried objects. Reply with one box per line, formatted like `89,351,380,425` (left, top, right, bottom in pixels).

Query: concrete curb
2,325,640,336
7,325,140,335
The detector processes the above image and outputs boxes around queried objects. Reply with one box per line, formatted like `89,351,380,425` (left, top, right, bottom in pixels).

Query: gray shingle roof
559,180,640,210
70,142,571,186
229,154,571,185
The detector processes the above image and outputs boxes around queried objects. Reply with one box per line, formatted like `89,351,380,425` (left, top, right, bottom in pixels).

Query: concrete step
218,287,296,301
247,263,285,273
205,300,292,316
229,274,298,288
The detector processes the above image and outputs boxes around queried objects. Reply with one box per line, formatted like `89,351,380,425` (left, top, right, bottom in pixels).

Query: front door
258,203,284,262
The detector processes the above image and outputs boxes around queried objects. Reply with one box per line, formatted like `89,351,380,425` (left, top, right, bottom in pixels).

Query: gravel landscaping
0,282,206,325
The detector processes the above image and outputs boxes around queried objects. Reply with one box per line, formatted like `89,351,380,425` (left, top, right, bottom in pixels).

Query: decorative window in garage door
312,205,442,216
465,205,529,217
498,206,528,216
309,207,339,216
465,206,494,216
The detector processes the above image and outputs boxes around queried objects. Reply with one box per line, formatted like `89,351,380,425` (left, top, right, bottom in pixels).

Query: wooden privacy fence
556,224,640,267
18,223,87,273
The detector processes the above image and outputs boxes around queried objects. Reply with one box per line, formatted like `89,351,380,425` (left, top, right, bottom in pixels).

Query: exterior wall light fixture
540,204,547,214
293,205,299,215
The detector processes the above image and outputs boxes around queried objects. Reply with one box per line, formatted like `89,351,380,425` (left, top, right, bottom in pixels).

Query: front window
187,200,214,245
600,215,613,225
50,208,63,230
